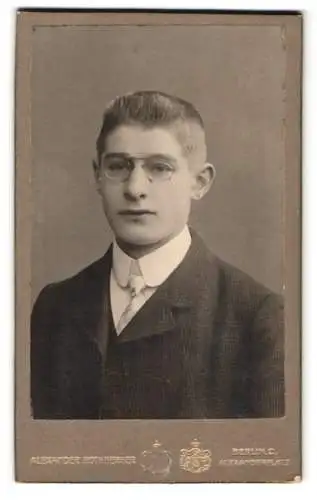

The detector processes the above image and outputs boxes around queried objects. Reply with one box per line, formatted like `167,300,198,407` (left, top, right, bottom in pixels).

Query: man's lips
118,209,156,215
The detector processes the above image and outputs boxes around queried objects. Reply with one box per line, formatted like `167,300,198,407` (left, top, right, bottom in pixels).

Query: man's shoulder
191,232,282,310
215,254,282,310
32,250,111,312
215,254,276,295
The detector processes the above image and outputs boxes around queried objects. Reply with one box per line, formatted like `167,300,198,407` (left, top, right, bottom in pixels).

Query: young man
31,91,285,419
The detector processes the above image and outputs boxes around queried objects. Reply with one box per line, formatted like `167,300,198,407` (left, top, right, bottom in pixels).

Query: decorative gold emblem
179,438,212,473
140,440,172,476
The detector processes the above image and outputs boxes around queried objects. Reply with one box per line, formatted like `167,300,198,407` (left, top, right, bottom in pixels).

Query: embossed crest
179,439,212,474
140,440,172,476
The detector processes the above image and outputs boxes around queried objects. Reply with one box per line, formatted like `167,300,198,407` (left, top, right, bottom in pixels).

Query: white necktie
116,260,146,334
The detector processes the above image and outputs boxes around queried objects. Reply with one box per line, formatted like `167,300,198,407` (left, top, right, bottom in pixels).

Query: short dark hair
96,90,206,162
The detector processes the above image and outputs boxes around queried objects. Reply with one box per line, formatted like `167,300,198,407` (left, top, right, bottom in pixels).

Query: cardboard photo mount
15,10,302,483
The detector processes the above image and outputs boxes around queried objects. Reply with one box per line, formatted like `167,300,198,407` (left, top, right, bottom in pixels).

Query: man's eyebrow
102,153,177,162
102,152,129,159
147,154,177,163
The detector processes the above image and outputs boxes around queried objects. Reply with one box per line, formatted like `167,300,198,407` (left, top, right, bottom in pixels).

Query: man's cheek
103,192,119,210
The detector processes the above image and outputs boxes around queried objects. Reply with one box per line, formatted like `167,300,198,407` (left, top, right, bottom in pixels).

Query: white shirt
110,226,192,334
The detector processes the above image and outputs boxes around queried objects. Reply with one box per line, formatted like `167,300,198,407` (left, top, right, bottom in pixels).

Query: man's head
93,90,215,257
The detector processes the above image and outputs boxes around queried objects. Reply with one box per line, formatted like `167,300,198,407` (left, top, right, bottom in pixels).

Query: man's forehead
104,124,186,156
102,121,207,167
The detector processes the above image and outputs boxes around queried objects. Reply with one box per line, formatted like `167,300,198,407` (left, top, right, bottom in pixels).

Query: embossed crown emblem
140,440,172,476
179,438,212,474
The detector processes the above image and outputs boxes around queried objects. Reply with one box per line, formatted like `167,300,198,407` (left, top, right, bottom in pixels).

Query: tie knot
128,274,145,297
128,260,145,297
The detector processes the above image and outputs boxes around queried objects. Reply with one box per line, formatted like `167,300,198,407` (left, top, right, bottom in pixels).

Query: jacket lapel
115,286,190,343
71,248,112,358
116,231,218,344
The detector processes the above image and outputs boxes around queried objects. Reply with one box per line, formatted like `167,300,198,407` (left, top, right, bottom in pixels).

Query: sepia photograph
31,88,285,420
15,10,301,482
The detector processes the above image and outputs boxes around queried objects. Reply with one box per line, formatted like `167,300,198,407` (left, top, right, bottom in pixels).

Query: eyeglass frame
98,153,178,183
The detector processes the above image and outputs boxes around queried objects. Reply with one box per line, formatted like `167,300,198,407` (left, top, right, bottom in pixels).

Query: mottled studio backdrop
31,25,286,301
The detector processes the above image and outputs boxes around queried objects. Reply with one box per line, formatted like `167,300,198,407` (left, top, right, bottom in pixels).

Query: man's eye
107,161,126,171
151,163,173,172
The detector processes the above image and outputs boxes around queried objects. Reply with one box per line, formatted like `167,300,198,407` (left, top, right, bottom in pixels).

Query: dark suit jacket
31,231,284,419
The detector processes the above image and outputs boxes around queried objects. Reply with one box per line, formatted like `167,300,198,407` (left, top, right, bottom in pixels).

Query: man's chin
113,226,168,250
116,233,159,247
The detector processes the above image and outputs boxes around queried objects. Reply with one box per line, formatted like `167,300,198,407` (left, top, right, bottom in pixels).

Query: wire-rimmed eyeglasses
99,153,176,182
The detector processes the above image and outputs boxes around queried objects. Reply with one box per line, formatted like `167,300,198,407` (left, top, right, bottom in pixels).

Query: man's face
95,124,210,252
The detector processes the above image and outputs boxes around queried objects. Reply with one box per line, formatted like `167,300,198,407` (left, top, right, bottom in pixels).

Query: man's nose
123,163,149,199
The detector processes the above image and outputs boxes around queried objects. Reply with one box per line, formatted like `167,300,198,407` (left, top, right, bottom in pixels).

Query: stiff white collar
112,226,192,288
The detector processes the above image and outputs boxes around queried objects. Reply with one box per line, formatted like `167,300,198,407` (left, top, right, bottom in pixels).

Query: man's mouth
119,209,155,216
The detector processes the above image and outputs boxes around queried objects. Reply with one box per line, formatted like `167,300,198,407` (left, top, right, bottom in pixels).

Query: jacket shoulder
32,251,111,315
217,255,278,294
209,252,283,317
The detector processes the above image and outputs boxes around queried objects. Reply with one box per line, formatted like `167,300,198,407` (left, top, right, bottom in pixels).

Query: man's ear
191,162,216,200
